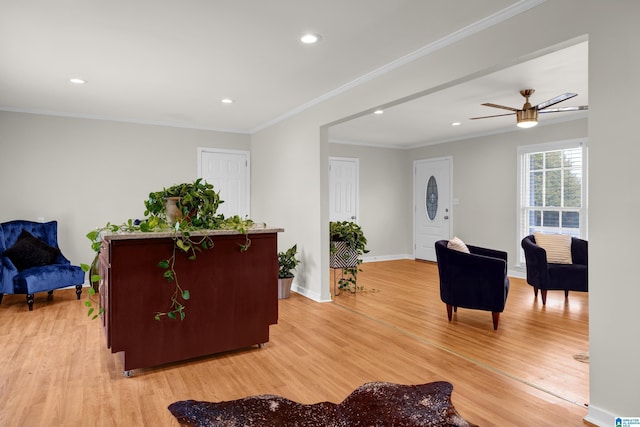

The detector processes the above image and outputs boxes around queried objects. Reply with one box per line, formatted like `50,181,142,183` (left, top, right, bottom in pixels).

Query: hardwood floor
0,260,589,426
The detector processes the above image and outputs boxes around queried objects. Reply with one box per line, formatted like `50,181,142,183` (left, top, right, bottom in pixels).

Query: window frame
516,138,588,266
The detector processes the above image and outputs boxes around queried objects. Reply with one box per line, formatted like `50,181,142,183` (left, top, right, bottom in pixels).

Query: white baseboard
584,404,617,427
290,283,331,303
361,254,413,263
508,269,526,279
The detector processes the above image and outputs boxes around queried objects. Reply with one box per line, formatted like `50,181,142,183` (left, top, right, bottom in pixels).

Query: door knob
444,216,449,220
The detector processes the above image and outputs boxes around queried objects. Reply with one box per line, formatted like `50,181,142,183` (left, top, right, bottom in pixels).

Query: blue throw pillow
2,230,60,271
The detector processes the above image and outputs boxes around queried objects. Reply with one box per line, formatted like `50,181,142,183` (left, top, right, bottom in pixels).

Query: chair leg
0,293,3,304
492,312,500,330
541,290,547,305
446,304,453,321
26,294,34,311
47,290,54,300
564,290,569,299
533,287,538,298
75,285,83,300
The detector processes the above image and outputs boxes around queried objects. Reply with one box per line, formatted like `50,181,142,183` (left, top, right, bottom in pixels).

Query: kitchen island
98,227,282,376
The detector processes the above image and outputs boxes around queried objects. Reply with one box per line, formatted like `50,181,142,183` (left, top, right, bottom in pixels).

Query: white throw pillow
533,232,572,264
447,236,470,253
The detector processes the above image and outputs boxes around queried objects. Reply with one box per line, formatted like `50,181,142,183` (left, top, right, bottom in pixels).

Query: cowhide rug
168,380,477,426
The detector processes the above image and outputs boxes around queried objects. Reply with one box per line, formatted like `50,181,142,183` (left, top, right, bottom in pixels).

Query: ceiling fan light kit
516,108,538,128
471,88,587,129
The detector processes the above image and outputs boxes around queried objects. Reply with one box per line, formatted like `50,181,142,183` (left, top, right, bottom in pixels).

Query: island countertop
101,226,284,241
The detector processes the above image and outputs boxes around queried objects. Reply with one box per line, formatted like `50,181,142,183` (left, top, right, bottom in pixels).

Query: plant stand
330,241,359,296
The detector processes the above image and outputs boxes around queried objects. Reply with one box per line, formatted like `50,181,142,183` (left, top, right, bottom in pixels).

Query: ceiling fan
470,89,588,128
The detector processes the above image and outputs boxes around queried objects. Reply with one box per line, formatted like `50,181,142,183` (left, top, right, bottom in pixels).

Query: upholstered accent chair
521,234,588,305
0,220,84,310
435,240,510,330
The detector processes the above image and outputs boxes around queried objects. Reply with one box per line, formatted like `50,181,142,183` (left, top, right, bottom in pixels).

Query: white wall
586,0,640,421
0,111,250,265
328,143,412,260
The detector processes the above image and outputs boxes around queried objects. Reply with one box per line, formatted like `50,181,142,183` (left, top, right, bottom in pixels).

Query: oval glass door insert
426,176,438,221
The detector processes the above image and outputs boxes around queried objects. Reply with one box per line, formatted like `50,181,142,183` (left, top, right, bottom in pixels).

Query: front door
414,157,452,261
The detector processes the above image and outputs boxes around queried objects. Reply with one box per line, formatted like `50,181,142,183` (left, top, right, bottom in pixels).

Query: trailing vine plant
82,179,258,321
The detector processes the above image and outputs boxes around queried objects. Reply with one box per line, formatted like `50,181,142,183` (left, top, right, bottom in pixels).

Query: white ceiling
0,1,587,148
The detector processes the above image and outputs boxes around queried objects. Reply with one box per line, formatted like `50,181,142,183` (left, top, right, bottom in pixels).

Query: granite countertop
102,225,284,240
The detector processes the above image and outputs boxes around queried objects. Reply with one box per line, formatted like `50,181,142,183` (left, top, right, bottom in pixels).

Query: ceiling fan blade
470,112,516,120
535,93,578,110
481,102,519,112
539,105,588,113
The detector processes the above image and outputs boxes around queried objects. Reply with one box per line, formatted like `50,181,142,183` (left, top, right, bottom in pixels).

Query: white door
329,157,359,222
198,148,250,218
414,157,452,261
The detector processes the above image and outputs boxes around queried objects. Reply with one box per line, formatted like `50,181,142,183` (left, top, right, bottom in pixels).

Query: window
517,139,587,264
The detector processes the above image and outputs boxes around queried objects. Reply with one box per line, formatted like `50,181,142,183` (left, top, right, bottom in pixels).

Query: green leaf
86,230,99,241
188,255,196,261
91,274,101,283
87,308,94,317
176,239,189,252
163,270,174,281
87,287,96,296
154,314,161,321
84,301,91,307
182,290,190,300
167,311,176,320
158,260,169,269
80,263,90,272
91,314,99,320
180,311,186,320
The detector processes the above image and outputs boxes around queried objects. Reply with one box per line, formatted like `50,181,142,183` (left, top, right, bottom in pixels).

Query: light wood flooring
0,259,589,426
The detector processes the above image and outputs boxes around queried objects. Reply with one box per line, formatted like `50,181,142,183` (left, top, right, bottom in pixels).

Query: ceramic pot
278,277,294,299
165,197,183,225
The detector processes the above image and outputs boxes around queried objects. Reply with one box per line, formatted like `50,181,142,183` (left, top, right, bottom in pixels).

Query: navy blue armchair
521,235,588,305
0,220,84,310
435,240,510,330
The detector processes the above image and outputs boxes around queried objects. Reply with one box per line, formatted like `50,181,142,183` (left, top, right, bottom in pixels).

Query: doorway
329,157,359,223
198,148,250,218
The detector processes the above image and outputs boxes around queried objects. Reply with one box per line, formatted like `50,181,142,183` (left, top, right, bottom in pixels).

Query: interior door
329,157,359,222
414,157,452,261
198,148,250,218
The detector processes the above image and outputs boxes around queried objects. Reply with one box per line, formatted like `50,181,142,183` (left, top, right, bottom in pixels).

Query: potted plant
329,221,369,294
82,179,257,321
277,244,299,299
143,178,223,227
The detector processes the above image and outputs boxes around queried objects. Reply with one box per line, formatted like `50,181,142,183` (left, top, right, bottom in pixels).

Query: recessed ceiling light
69,78,86,84
221,98,234,104
300,33,322,44
451,122,461,126
373,109,384,115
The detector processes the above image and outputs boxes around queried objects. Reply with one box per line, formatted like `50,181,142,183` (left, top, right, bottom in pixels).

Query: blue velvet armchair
0,220,84,310
521,234,588,305
435,240,510,330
